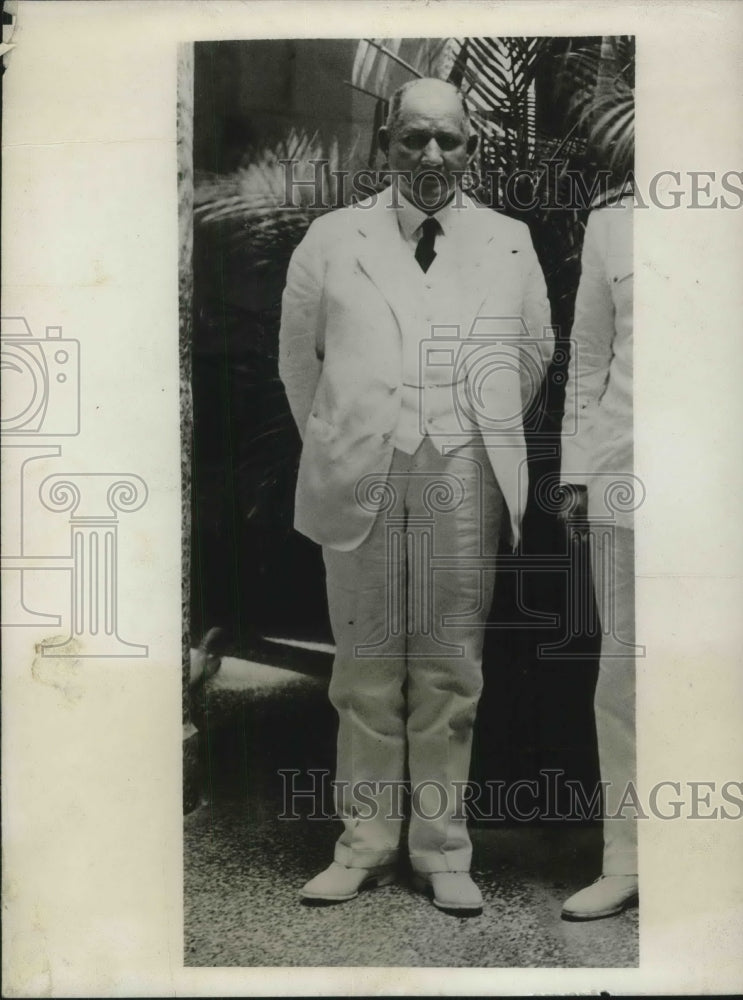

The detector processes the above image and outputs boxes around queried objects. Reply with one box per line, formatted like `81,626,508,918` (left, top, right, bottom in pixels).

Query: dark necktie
414,217,440,273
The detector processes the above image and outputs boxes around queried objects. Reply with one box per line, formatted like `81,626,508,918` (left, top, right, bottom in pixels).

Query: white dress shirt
393,193,479,454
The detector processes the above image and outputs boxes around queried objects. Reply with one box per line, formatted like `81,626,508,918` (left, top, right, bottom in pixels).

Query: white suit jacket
560,196,633,526
279,186,553,550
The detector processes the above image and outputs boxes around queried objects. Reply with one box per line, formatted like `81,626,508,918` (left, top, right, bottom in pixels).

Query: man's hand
557,483,589,533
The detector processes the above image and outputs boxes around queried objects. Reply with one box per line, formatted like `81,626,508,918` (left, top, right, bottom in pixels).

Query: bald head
385,78,471,136
378,77,477,210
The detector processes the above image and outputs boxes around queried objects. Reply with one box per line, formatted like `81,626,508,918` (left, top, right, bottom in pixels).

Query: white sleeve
278,221,325,440
560,211,615,485
519,231,554,408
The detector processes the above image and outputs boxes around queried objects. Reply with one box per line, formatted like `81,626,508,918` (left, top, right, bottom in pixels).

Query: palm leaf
351,37,460,97
447,36,553,179
558,35,635,177
194,129,352,273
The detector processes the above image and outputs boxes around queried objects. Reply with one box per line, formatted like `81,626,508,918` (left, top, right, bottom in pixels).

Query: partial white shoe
562,875,639,921
300,861,396,902
412,871,483,915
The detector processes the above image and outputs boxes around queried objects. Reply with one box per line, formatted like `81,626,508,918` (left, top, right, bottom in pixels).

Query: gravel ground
185,790,638,968
184,655,637,969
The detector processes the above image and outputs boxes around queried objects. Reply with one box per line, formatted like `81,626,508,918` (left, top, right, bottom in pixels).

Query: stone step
194,652,328,724
185,636,334,811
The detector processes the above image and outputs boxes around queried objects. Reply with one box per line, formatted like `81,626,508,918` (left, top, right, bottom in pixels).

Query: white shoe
412,871,483,914
562,875,638,921
300,861,396,902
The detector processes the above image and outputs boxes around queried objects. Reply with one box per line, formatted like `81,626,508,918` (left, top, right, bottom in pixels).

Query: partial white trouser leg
323,450,411,869
406,439,503,874
592,523,637,876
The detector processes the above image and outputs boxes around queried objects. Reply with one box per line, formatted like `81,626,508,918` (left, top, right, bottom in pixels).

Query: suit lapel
452,194,520,330
352,188,522,337
354,189,423,331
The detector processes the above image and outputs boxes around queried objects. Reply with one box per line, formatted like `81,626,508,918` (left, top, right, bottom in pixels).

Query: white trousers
591,523,637,875
322,437,505,874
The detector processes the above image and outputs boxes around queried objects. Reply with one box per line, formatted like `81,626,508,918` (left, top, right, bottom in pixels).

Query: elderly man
559,193,638,920
279,78,552,913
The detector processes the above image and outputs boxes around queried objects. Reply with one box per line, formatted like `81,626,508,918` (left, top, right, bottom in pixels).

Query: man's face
380,81,477,211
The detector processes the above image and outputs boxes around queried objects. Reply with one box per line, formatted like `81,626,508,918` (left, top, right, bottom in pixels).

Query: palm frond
351,37,462,99
557,35,635,177
445,36,554,179
195,129,341,222
585,90,634,174
194,129,351,273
